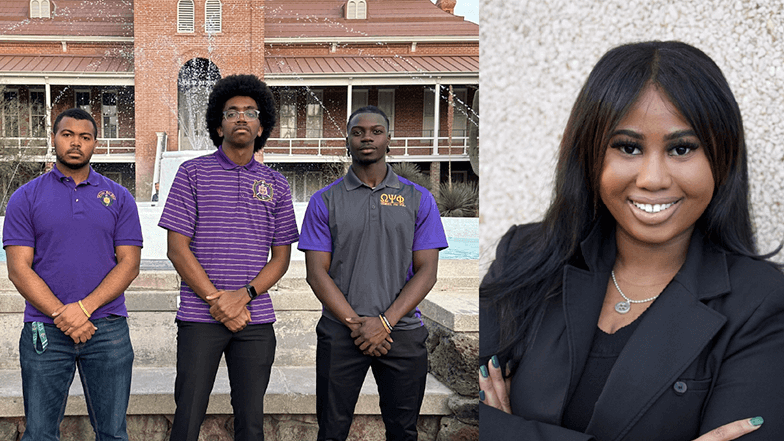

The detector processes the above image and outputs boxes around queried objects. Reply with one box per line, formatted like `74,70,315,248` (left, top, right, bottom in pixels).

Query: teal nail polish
750,416,764,427
479,390,485,401
480,365,489,378
491,355,500,369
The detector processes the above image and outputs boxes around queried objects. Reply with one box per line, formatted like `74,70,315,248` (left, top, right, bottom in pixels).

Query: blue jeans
19,316,134,441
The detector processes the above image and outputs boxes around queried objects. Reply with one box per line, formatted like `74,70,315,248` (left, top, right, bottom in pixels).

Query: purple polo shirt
2,166,143,323
298,165,448,330
158,147,299,324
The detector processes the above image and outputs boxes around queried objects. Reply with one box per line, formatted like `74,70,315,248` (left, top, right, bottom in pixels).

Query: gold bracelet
77,300,91,318
378,314,391,334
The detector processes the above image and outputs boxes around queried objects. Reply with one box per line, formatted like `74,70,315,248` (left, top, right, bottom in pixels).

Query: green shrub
391,162,432,190
437,181,478,217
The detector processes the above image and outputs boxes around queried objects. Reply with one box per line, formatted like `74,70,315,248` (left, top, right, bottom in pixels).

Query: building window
279,91,297,138
30,90,46,138
205,0,222,33
451,88,467,137
306,90,323,139
423,87,436,137
178,0,195,33
102,91,118,138
2,89,20,137
345,0,367,19
30,0,50,18
378,89,395,134
75,90,91,114
351,89,368,113
178,58,220,150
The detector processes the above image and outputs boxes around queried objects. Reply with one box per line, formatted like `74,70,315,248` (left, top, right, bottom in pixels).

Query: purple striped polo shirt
158,147,299,324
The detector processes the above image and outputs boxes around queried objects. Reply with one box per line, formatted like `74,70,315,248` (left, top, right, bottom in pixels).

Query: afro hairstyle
206,74,277,152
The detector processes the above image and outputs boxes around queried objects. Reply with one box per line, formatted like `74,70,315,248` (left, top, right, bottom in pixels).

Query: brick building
0,0,478,202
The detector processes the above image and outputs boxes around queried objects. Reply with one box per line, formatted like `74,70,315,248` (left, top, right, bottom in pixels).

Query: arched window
205,0,222,33
356,0,367,19
30,0,50,18
177,0,195,33
178,59,221,150
346,0,366,19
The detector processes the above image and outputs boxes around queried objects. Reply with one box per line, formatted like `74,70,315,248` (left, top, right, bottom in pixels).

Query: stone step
0,260,479,293
0,290,324,314
0,366,453,418
0,289,477,369
0,260,478,369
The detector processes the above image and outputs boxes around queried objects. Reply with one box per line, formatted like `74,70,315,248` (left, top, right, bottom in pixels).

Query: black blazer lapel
509,266,606,424
563,265,609,413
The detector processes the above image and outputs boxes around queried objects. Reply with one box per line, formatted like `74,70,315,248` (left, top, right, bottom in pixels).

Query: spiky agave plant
437,181,478,217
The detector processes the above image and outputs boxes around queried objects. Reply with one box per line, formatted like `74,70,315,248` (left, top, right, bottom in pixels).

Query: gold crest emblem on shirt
253,180,273,202
97,190,116,207
380,193,405,207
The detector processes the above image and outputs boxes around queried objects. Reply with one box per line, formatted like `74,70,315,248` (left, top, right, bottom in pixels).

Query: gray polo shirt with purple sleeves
298,165,448,331
158,147,299,324
2,166,143,323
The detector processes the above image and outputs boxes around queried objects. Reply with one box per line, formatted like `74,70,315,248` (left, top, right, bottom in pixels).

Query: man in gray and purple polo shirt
159,75,298,441
299,106,448,441
4,108,142,440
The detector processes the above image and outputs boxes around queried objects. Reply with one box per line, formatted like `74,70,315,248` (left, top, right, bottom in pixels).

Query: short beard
55,153,90,170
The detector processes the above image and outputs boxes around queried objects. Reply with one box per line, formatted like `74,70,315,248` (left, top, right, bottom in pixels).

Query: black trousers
316,316,429,441
170,321,276,441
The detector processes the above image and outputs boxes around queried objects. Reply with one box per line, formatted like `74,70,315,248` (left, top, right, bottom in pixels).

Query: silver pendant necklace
611,270,661,314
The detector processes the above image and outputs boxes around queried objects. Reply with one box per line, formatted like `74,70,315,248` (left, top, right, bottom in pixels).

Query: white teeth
633,201,674,213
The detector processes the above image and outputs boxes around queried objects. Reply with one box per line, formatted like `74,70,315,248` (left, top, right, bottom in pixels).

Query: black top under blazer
480,223,784,441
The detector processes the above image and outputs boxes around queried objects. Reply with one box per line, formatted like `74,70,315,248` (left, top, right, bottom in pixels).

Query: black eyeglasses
223,109,260,121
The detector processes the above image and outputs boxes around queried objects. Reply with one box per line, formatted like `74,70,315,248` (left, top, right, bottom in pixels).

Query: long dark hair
481,40,774,366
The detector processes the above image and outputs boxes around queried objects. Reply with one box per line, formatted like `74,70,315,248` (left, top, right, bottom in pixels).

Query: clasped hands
478,356,764,441
52,302,96,344
207,289,251,332
345,316,393,357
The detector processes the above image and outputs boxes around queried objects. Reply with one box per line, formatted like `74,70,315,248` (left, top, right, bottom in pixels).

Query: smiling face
599,85,715,248
53,116,97,171
216,96,263,150
347,112,390,166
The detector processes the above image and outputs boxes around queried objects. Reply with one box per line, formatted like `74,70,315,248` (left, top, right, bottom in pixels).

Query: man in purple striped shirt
158,74,298,441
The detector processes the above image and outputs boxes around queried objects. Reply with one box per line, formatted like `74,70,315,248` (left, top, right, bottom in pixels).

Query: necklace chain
611,270,661,304
611,270,660,314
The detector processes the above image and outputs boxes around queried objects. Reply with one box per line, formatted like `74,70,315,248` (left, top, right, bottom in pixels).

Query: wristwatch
245,284,258,301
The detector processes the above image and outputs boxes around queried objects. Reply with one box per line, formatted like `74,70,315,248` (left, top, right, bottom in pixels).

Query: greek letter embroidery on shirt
252,180,273,202
379,194,405,207
97,190,116,207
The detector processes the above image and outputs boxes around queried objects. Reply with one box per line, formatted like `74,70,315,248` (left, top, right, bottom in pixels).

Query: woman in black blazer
478,41,784,441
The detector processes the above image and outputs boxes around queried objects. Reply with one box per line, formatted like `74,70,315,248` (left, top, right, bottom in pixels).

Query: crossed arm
6,244,141,343
304,248,439,356
166,230,291,332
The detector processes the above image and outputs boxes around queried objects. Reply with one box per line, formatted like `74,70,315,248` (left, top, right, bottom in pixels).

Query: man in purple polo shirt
159,74,298,441
299,106,448,441
3,108,142,440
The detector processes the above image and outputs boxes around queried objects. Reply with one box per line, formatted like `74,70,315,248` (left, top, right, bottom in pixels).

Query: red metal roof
265,54,477,75
0,0,134,37
264,0,478,38
0,0,475,39
0,54,133,73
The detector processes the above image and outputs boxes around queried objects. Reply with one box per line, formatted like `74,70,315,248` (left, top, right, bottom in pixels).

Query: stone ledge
0,366,452,418
419,289,478,333
0,290,320,314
